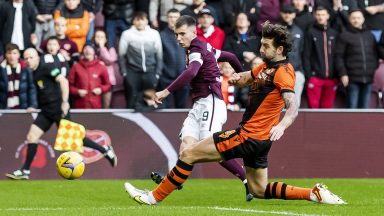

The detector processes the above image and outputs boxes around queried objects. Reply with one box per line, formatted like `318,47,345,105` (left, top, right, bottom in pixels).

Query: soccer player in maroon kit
149,15,253,201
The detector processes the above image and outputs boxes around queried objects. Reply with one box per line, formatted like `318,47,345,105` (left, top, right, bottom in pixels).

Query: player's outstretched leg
219,159,253,201
83,138,117,167
150,172,183,190
263,182,346,205
125,159,193,205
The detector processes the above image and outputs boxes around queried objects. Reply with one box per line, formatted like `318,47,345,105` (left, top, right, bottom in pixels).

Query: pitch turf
0,179,383,216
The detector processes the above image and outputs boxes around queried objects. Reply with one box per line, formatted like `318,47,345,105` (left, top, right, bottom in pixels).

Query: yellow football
56,151,85,180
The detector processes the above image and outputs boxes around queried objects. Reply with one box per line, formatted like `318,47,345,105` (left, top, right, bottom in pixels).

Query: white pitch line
210,206,327,216
2,206,327,216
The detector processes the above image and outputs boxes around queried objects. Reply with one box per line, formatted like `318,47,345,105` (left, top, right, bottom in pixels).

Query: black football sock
21,143,38,171
83,137,106,154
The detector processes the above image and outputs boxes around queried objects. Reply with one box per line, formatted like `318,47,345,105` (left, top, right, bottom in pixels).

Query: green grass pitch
0,179,383,216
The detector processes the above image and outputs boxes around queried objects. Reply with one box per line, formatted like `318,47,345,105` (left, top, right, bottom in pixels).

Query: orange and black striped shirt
240,59,295,140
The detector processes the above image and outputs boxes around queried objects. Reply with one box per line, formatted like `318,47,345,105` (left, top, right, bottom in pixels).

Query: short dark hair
132,11,148,22
175,15,196,29
5,43,19,53
167,8,180,15
348,8,363,16
47,36,60,44
314,5,329,14
261,21,292,56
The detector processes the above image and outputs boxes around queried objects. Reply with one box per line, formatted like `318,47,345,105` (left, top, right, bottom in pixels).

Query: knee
26,132,38,143
179,147,197,164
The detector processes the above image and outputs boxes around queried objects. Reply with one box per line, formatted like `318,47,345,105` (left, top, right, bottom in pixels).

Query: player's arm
155,58,202,104
228,71,253,87
269,92,298,141
216,50,244,72
56,74,70,115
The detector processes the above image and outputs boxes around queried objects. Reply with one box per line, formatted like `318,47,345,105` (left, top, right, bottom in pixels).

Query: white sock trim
148,191,158,204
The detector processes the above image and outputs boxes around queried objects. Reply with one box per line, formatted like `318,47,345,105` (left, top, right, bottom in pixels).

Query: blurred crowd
1,0,384,111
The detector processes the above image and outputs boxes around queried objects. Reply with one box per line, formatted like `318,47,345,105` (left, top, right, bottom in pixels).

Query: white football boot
311,183,347,205
124,182,157,205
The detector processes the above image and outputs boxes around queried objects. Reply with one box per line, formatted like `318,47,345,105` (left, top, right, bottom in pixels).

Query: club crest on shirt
218,130,236,139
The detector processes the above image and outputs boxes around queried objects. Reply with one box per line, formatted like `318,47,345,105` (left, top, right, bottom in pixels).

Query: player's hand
269,125,285,141
92,88,102,95
26,107,37,113
78,89,88,97
154,89,170,104
61,102,70,116
228,73,241,85
340,75,349,87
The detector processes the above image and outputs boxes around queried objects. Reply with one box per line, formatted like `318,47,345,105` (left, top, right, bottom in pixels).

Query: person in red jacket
196,8,225,50
68,43,110,108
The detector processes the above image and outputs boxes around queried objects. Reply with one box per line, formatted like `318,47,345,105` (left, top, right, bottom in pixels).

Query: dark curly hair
261,21,292,56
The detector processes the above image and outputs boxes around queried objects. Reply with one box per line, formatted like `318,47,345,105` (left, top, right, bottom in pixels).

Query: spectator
205,0,225,27
54,0,90,51
335,9,379,108
181,0,218,24
33,0,61,48
118,12,162,110
357,0,384,41
0,0,37,52
255,0,291,32
93,28,121,108
102,0,135,48
223,12,261,71
303,6,339,108
196,8,225,49
149,0,192,30
158,9,188,108
280,4,305,107
223,13,260,108
43,36,70,77
293,0,315,32
220,62,240,111
0,43,37,110
82,0,103,44
315,0,358,32
68,43,111,109
40,17,79,65
222,0,260,33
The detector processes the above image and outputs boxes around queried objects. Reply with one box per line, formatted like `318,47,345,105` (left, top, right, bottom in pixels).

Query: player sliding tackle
124,20,346,205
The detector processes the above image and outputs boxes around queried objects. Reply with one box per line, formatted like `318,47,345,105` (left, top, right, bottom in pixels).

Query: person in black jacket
293,0,315,32
303,6,339,108
223,12,260,108
315,0,358,32
335,9,379,108
158,9,188,108
280,4,305,107
0,0,37,52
